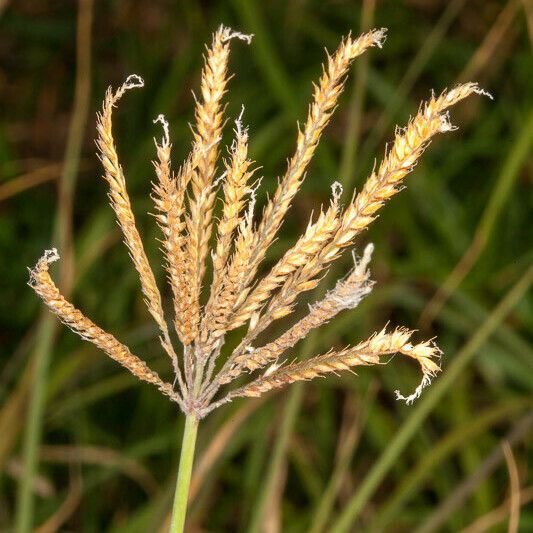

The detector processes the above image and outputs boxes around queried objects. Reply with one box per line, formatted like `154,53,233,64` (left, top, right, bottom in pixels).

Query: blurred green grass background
1,0,532,531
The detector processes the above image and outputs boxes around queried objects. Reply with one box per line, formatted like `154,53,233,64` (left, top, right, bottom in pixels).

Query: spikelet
185,26,253,346
212,114,255,280
95,75,179,370
200,110,257,348
28,250,180,405
151,115,196,348
214,327,440,405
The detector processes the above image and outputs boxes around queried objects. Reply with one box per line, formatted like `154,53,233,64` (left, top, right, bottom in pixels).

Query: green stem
15,316,55,533
169,414,199,533
15,2,93,530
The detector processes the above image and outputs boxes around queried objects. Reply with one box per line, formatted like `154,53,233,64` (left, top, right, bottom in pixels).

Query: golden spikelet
185,26,253,347
30,25,489,419
212,110,256,280
208,328,440,412
29,249,180,405
151,115,196,348
200,111,257,348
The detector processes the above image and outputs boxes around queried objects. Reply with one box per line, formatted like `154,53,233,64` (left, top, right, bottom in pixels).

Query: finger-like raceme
95,75,178,368
152,116,196,349
28,249,181,406
210,327,441,411
185,26,253,347
200,113,257,350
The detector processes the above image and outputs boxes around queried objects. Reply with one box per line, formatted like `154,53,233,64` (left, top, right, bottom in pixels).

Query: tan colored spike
200,112,257,350
95,75,178,369
28,250,181,405
185,26,253,346
152,115,196,348
208,327,440,411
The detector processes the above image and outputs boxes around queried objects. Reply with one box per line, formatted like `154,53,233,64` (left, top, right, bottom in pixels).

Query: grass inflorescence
28,23,489,532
